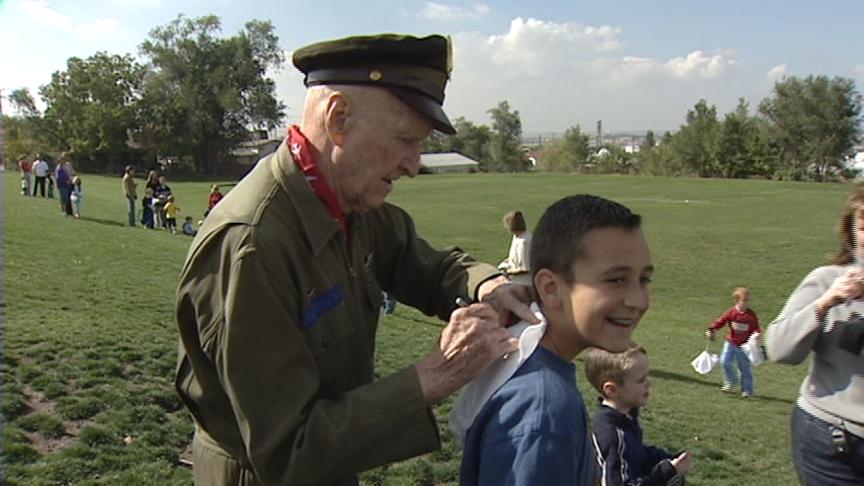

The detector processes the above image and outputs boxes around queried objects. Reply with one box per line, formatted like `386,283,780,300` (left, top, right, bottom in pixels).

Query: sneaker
741,392,751,398
721,383,734,393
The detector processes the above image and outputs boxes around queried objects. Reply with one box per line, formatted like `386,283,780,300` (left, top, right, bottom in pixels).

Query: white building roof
420,152,479,168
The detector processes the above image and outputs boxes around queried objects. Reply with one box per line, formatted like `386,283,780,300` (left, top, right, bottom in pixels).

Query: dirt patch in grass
19,384,90,454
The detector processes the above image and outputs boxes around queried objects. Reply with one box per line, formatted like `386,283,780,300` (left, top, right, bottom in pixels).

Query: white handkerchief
449,302,547,444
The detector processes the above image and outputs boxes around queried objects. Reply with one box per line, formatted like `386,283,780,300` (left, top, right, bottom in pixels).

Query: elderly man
175,34,535,485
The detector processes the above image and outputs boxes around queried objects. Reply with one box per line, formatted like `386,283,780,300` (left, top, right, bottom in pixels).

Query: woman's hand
815,267,864,318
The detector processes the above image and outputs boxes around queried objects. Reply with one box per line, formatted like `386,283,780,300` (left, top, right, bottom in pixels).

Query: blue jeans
721,341,753,394
792,406,864,485
127,197,136,226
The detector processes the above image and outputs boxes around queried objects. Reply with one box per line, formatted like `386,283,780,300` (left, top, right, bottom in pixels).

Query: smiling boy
456,194,654,485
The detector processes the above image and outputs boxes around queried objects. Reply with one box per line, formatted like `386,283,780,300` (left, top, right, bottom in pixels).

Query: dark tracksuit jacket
592,401,683,486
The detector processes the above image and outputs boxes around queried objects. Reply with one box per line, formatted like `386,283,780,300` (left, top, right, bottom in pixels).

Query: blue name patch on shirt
301,286,343,330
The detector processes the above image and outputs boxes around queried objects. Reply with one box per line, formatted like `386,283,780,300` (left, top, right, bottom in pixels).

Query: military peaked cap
293,34,456,134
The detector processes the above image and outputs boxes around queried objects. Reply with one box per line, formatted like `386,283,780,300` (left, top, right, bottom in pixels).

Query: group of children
140,183,223,236
452,194,762,485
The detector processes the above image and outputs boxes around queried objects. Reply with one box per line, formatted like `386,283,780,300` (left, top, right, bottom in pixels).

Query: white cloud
767,64,787,84
439,18,741,132
418,2,490,21
19,0,119,35
456,17,623,77
665,50,735,79
854,64,864,80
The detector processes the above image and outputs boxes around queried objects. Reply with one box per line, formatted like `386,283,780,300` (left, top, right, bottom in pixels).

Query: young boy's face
735,294,750,311
613,352,652,410
560,226,653,354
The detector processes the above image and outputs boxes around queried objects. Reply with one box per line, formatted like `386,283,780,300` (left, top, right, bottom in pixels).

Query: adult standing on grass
767,183,864,485
174,33,535,486
31,154,49,197
54,154,74,217
122,165,137,227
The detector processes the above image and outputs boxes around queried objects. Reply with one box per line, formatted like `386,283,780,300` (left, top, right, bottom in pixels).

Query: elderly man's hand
416,303,518,405
477,276,540,327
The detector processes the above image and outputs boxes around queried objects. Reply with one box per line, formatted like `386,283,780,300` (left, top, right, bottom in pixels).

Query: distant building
232,139,281,167
420,152,479,174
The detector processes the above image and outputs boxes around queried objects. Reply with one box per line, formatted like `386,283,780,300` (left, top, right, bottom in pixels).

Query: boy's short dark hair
530,194,641,284
584,345,648,396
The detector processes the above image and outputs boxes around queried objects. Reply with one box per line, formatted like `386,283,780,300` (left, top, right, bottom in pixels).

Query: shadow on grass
651,368,795,405
79,216,125,228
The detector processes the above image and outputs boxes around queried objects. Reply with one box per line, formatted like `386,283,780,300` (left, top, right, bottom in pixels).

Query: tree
641,130,656,152
422,116,492,166
536,125,591,172
485,101,525,172
38,53,145,171
668,99,720,177
759,75,862,181
712,99,777,179
139,15,285,174
3,88,51,163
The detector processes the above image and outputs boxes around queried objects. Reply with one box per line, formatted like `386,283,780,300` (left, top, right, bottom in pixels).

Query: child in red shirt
706,287,760,397
205,184,223,217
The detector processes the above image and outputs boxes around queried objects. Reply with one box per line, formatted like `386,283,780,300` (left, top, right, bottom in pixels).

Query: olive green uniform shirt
175,141,498,485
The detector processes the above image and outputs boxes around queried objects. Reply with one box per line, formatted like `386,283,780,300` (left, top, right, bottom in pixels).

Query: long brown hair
833,183,864,265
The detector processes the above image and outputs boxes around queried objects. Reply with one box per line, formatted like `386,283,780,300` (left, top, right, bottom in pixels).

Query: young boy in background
585,346,693,486
706,287,760,397
455,194,654,485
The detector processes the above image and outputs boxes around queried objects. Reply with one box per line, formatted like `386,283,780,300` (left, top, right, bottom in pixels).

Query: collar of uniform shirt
287,125,348,235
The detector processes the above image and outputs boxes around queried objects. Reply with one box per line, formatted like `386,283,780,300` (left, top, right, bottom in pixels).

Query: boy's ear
324,92,351,147
602,381,618,399
534,268,564,310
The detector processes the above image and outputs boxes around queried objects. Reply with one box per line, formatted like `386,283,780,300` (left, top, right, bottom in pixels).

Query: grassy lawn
1,169,851,484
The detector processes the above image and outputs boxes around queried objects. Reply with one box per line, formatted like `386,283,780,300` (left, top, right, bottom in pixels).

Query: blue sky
1,0,863,134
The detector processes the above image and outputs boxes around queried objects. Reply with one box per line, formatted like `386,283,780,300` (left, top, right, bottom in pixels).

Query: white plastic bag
742,332,767,366
691,349,719,374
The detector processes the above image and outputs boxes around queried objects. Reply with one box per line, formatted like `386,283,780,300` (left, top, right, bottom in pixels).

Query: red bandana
287,125,347,234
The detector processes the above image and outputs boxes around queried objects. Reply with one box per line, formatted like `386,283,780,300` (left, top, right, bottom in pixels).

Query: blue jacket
461,346,596,486
592,401,682,486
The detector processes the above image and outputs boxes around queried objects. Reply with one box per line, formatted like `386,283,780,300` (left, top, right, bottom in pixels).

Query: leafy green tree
3,89,51,163
759,75,862,181
485,101,525,172
139,15,285,174
536,125,591,172
641,130,656,151
422,116,492,166
669,99,720,177
713,99,778,179
38,53,145,171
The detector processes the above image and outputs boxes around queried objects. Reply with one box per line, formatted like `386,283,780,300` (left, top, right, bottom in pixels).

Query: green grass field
1,169,851,485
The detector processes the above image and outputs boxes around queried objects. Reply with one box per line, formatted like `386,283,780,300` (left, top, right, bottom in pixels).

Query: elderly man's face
331,92,433,213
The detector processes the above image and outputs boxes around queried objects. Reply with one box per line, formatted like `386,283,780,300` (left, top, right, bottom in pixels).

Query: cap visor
387,87,456,135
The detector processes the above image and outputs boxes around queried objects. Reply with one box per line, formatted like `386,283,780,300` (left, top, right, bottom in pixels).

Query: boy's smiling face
539,226,653,359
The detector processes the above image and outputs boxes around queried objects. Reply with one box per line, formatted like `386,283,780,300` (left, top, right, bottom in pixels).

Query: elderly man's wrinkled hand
415,303,517,405
477,277,540,326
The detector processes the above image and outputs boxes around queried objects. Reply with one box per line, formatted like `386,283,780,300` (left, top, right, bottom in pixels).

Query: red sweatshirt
709,307,760,347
